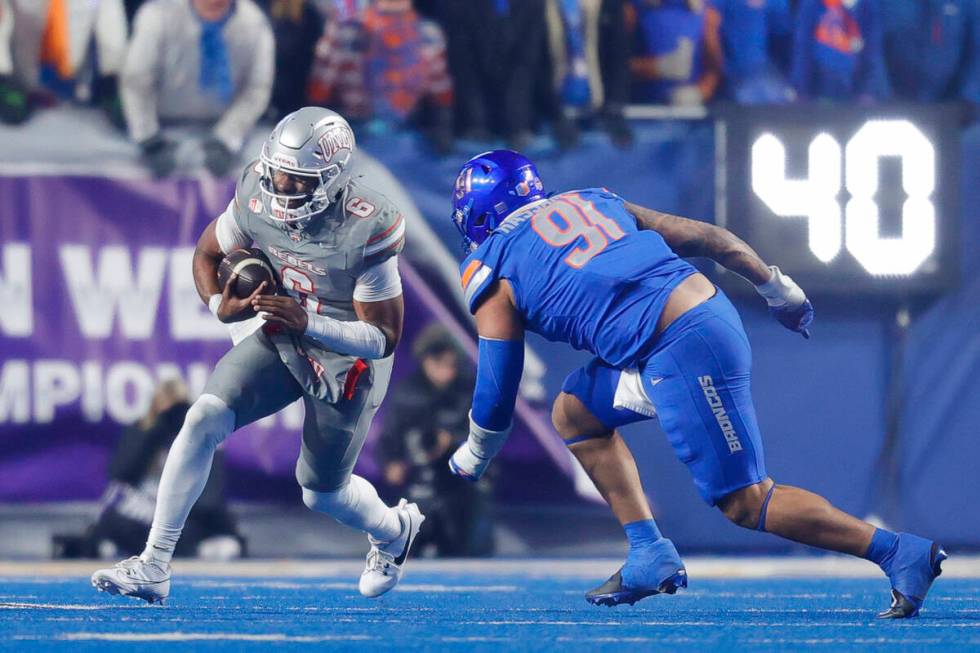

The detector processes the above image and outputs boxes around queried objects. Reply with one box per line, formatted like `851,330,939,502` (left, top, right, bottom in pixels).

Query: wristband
208,293,223,317
467,411,512,461
754,266,805,308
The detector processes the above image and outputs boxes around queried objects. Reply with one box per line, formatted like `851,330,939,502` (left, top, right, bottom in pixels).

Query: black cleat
877,541,947,619
585,567,687,607
877,589,920,620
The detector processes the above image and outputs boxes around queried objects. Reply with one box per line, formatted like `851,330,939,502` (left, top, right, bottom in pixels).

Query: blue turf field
2,570,979,652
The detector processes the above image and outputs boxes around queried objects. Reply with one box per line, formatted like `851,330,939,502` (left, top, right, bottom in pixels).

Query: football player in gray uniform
92,107,423,603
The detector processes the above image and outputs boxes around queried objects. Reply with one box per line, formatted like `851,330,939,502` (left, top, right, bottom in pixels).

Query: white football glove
755,266,814,338
449,442,491,482
448,415,511,482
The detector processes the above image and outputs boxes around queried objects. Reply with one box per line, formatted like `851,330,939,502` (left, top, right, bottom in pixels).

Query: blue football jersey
460,188,697,368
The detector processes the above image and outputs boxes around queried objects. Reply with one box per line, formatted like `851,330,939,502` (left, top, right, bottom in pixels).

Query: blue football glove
769,299,814,339
755,266,813,339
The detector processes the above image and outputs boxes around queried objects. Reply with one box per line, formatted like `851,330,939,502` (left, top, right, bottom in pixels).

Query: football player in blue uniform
447,150,945,618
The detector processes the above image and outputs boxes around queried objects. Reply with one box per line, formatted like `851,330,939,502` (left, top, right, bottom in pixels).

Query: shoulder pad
234,160,263,213
225,160,264,236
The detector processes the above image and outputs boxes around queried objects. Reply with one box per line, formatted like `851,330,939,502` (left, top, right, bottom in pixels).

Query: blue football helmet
452,150,545,252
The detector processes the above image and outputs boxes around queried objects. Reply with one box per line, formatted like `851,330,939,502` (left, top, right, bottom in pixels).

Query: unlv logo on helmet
318,124,355,159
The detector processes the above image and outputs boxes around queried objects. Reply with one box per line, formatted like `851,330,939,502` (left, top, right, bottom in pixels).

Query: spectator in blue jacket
627,0,723,106
709,0,794,103
883,0,980,103
791,0,890,102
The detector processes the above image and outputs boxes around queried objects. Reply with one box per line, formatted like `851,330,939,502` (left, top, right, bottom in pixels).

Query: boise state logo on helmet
451,150,545,252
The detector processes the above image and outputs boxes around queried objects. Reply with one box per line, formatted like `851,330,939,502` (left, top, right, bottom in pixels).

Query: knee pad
301,487,328,512
181,394,235,451
301,477,383,531
302,483,353,514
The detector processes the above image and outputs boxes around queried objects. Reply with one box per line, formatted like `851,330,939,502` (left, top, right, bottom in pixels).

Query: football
217,247,278,299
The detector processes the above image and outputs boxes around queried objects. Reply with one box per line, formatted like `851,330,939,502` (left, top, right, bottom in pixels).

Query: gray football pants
202,330,393,492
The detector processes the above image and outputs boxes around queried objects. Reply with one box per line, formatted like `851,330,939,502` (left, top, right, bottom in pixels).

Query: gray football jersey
228,160,406,401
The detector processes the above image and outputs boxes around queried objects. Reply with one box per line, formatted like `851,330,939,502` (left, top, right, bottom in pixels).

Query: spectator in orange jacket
308,0,453,153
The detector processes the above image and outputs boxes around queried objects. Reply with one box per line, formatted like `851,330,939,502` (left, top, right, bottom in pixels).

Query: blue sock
865,528,899,568
624,519,663,549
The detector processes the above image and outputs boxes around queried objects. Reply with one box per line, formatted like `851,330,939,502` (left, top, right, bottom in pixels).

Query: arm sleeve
215,200,252,254
353,256,403,302
120,2,163,143
213,13,275,151
305,315,388,359
471,337,524,431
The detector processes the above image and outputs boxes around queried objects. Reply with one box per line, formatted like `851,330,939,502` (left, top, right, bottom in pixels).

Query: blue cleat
877,533,948,619
586,538,687,607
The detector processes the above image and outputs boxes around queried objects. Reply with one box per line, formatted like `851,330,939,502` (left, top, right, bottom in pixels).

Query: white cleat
91,556,171,604
358,499,425,598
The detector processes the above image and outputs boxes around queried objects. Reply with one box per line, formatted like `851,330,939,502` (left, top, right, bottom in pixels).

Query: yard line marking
0,602,124,611
55,632,377,642
748,638,946,645
400,584,518,593
185,580,517,592
466,620,975,628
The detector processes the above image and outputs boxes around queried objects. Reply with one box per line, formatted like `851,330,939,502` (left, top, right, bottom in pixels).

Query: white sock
141,394,235,565
302,475,402,542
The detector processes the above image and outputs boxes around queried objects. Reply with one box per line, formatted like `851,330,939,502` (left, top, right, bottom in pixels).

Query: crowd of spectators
2,0,980,173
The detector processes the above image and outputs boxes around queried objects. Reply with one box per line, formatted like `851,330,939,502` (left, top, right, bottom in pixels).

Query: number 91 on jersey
717,104,960,295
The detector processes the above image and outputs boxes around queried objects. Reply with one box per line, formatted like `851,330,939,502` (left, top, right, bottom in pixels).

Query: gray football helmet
259,107,356,229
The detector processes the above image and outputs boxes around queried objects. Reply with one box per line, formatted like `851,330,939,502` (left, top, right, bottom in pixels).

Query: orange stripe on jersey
367,213,404,244
364,235,405,264
460,259,482,290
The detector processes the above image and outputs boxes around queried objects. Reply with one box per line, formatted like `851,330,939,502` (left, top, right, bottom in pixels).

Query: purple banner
0,176,568,503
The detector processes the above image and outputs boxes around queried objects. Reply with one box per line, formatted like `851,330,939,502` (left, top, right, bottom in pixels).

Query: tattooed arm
624,201,771,285
625,200,814,338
